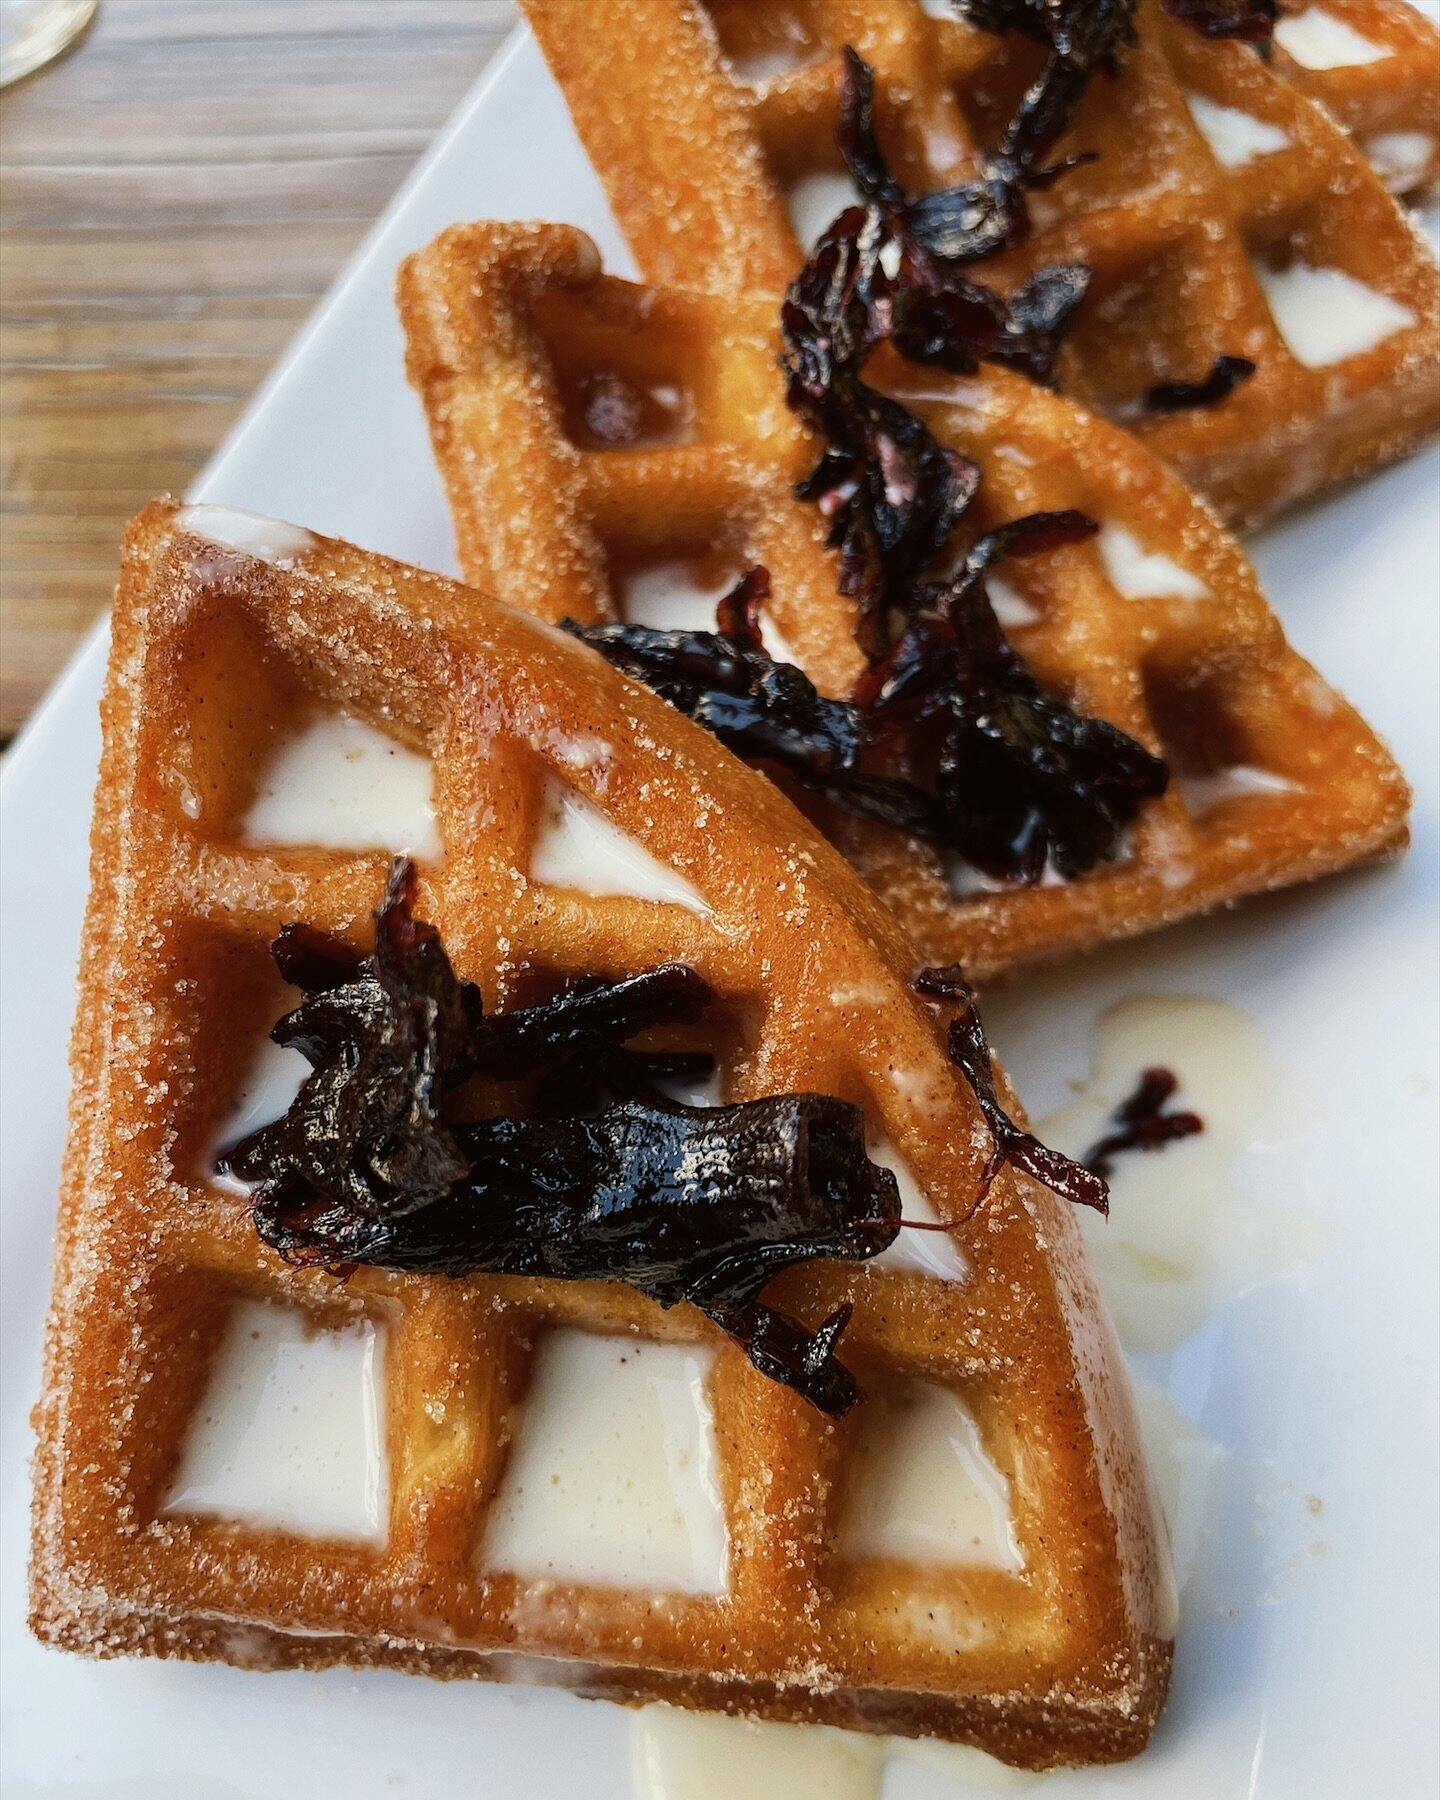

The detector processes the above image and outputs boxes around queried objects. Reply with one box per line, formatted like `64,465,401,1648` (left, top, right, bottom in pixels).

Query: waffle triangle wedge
398,220,1409,982
31,499,1174,1769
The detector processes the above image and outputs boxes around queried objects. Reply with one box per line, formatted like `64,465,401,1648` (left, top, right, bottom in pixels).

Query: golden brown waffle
398,220,1409,981
518,0,1440,526
1272,0,1440,196
32,498,1175,1768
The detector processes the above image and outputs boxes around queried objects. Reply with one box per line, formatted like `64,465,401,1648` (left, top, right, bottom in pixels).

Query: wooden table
0,0,516,742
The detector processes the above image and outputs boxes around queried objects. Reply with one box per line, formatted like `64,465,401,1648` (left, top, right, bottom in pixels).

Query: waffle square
398,220,1409,981
518,0,1440,525
31,499,1174,1768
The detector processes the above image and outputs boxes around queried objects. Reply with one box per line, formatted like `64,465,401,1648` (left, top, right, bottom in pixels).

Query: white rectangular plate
2,22,1437,1800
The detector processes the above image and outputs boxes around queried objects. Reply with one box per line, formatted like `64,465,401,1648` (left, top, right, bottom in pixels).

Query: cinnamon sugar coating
32,501,1173,1768
398,220,1410,981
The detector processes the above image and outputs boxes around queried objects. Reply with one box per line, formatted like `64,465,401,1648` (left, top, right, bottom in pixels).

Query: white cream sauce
242,712,441,861
786,169,857,251
1184,92,1290,167
839,1380,1022,1571
949,853,1069,895
1363,131,1436,194
1038,995,1322,1353
654,1065,728,1108
1097,523,1210,601
1132,1380,1225,1600
620,559,736,634
620,558,796,663
631,1706,1037,1799
724,28,821,86
165,1300,388,1542
893,1738,1039,1789
1274,8,1389,67
868,1136,969,1281
479,1331,729,1594
1175,763,1298,818
948,858,1006,897
987,573,1042,629
1254,260,1415,367
529,780,710,913
207,1026,308,1190
176,503,317,566
633,1712,878,1800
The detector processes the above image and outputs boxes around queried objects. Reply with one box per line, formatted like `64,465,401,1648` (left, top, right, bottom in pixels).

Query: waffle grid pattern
399,221,1409,980
31,501,1172,1766
1272,0,1440,193
519,0,1440,525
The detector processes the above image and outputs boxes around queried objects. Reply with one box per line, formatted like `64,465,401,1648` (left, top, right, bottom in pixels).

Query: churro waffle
397,220,1409,981
31,499,1175,1768
518,0,1440,525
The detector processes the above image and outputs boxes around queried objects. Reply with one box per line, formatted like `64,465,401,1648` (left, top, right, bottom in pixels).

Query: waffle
1273,0,1440,197
397,220,1409,981
31,498,1175,1768
518,0,1440,526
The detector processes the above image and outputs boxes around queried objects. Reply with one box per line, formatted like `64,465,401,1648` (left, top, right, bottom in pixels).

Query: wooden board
0,0,516,740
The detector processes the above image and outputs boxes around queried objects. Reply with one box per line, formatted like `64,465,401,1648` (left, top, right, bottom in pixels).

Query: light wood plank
1,0,516,739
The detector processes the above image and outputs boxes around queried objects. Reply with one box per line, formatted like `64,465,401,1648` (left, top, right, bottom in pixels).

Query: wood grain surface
0,0,516,741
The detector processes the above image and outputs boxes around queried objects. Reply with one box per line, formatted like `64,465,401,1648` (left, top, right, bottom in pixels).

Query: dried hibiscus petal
571,525,1167,886
709,1299,859,1417
776,49,1098,647
271,922,364,991
224,860,483,1216
857,515,1170,883
563,603,869,791
1144,354,1256,413
794,376,980,657
790,49,1098,391
837,41,1115,267
943,0,1138,70
467,964,714,1079
771,54,1169,879
778,49,1103,667
713,563,773,648
565,603,941,841
891,264,1092,387
1082,1066,1204,1176
915,964,1110,1213
223,861,904,1415
1161,0,1276,46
